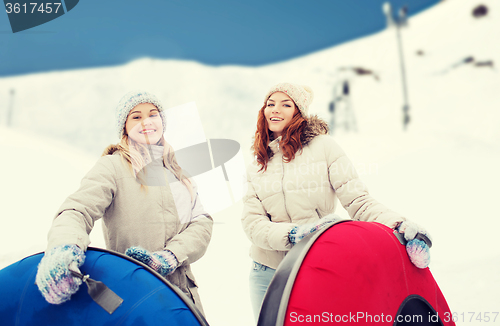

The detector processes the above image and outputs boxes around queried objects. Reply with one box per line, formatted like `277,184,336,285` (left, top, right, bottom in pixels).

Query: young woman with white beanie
35,91,213,314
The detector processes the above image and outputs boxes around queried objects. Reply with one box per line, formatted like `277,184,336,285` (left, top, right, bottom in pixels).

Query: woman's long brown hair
252,101,307,172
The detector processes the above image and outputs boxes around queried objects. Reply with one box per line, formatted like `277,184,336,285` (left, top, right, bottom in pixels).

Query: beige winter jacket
46,146,213,310
242,116,404,269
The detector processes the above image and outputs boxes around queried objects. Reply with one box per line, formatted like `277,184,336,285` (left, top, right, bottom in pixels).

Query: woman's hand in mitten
397,220,433,269
288,214,342,245
125,246,179,277
35,244,85,304
397,220,432,244
406,238,431,268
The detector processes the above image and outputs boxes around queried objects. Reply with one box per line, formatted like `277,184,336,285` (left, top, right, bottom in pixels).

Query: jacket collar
268,115,329,158
299,115,329,146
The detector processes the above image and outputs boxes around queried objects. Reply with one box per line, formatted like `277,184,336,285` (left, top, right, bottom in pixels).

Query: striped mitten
125,246,179,277
397,220,432,269
35,244,85,304
406,239,431,268
288,214,341,245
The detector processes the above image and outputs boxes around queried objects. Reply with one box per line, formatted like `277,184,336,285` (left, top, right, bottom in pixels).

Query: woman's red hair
252,101,307,172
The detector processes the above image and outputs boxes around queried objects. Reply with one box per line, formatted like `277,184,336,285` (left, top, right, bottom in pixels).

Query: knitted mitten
397,220,432,244
288,214,341,245
406,239,431,268
125,246,179,277
397,220,433,269
35,244,85,304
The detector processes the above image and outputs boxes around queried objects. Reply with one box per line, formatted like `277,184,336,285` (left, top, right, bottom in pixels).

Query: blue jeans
249,261,276,322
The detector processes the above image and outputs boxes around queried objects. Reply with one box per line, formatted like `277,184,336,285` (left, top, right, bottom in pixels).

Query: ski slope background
1,0,499,324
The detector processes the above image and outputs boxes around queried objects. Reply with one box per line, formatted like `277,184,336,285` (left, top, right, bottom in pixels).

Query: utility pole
383,2,410,130
7,89,15,127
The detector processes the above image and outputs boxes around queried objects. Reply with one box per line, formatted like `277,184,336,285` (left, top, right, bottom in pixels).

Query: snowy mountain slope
1,0,499,325
0,1,498,156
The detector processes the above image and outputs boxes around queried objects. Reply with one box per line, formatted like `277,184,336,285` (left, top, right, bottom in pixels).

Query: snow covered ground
1,0,499,324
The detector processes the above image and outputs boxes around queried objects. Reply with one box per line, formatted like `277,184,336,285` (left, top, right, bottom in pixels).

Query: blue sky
0,0,439,76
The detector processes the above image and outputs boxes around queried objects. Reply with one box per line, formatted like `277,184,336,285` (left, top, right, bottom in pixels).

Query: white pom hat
264,82,314,117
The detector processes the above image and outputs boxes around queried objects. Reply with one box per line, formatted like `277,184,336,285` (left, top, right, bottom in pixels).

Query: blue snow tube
0,247,209,326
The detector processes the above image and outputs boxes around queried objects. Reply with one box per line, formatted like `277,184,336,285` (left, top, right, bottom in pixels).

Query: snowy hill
0,128,106,260
1,1,498,157
1,0,499,325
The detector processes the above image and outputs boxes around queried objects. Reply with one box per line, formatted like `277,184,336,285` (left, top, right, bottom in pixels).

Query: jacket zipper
281,157,292,222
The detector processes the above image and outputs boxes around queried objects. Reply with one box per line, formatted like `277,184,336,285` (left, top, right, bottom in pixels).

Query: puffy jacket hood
300,115,329,146
102,144,120,156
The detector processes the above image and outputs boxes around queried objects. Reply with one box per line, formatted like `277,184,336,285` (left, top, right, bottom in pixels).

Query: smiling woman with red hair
242,82,432,322
253,91,307,172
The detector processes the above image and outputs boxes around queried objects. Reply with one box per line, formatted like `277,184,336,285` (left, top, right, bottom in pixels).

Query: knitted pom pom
35,244,85,305
406,239,430,269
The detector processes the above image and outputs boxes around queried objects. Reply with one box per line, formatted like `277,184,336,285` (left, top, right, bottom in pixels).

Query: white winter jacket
242,116,404,269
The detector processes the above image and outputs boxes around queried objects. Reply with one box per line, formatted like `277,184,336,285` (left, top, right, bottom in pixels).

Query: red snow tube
258,221,455,326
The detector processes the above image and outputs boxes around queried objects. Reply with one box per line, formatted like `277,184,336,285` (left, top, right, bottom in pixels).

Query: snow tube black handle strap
416,233,432,248
70,268,124,314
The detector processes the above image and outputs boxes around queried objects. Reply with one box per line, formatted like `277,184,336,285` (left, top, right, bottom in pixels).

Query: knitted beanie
264,82,314,117
116,91,166,139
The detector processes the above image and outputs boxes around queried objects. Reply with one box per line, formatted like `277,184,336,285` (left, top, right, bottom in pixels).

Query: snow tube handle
70,268,123,314
394,231,432,248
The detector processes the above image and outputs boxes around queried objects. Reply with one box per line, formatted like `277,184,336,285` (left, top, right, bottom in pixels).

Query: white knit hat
264,82,314,117
115,91,166,139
